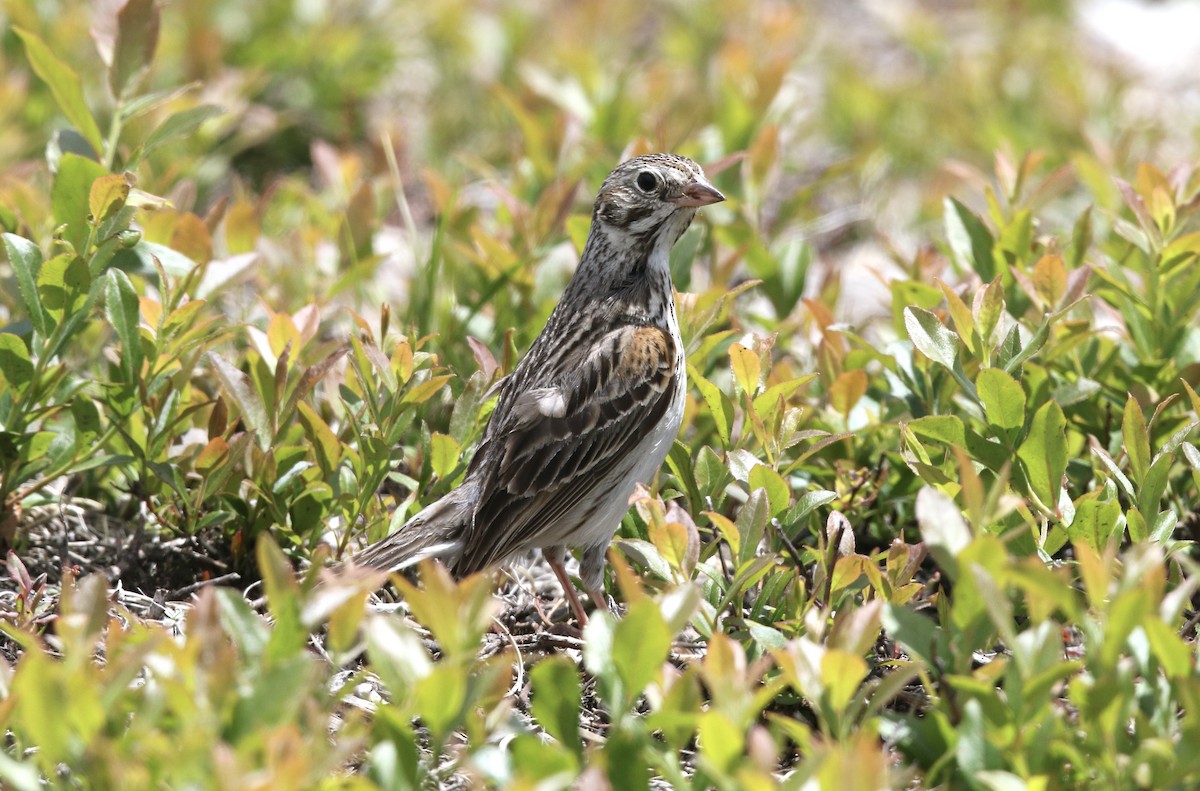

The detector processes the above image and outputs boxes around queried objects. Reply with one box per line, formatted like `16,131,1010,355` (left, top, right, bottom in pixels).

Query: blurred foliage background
3,0,1200,788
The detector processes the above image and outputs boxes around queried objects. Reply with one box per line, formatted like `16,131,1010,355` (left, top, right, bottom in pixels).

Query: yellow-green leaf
976,368,1025,431
401,374,452,405
752,373,816,416
822,648,869,714
612,599,670,694
38,254,90,323
1017,400,1067,509
89,173,130,225
689,364,733,448
297,401,340,477
749,463,790,517
1122,395,1150,484
529,656,583,756
729,342,761,397
908,415,966,447
429,432,459,480
13,28,104,153
937,279,976,353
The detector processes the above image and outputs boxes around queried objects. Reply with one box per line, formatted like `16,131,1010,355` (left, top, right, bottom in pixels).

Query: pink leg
546,552,589,626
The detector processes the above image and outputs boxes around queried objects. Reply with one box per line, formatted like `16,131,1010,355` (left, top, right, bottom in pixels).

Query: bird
348,153,725,624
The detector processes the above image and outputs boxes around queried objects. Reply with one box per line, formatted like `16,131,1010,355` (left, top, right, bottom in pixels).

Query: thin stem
102,101,125,171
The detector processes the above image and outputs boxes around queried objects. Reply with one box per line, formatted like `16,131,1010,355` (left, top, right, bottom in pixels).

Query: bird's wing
455,323,678,574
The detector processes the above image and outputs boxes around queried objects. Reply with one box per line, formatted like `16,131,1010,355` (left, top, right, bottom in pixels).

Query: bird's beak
671,175,725,207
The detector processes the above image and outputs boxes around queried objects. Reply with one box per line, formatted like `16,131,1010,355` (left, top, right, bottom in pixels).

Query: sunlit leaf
729,342,761,397
976,368,1025,431
530,656,583,757
904,307,958,370
1018,400,1067,511
51,154,107,254
429,431,459,480
13,28,104,153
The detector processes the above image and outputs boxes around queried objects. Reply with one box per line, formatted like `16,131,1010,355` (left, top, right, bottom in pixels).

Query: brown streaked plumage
348,153,725,623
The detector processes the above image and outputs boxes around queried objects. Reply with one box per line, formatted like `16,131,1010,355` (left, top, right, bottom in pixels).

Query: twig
165,572,242,600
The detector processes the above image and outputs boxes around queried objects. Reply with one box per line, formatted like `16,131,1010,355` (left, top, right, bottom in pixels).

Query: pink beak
671,175,725,207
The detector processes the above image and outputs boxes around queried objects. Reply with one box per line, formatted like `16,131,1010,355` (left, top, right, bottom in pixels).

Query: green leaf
429,432,459,480
1068,492,1122,552
134,104,224,164
689,364,734,448
104,269,143,382
530,656,583,757
296,401,340,477
1122,395,1150,484
735,489,771,566
945,196,996,280
1017,400,1067,509
612,598,670,696
781,488,837,530
753,373,815,416
3,234,46,335
51,153,108,254
70,398,102,446
0,334,34,390
974,277,1005,347
37,254,90,324
749,463,790,517
976,368,1025,431
1143,618,1191,679
1126,507,1148,542
1001,315,1050,375
1148,510,1176,544
698,711,742,774
1138,453,1173,519
110,0,160,98
904,306,958,370
822,648,869,714
1069,206,1092,270
881,603,941,670
908,415,966,447
209,351,271,447
13,28,104,154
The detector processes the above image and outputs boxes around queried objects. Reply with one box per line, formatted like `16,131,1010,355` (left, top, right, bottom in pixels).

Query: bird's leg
587,586,610,614
544,545,589,626
581,544,615,616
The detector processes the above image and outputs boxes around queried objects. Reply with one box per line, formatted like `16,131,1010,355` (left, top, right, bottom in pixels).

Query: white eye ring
635,170,659,193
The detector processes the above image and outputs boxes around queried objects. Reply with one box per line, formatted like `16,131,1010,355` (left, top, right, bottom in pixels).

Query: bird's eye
635,170,659,193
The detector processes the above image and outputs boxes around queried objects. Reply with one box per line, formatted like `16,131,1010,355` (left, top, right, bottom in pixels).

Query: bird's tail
347,486,472,574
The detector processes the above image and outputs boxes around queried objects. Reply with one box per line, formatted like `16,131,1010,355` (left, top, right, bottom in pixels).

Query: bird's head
592,154,725,248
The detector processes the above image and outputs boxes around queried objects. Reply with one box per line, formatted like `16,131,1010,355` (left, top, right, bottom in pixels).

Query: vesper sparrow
350,153,724,623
